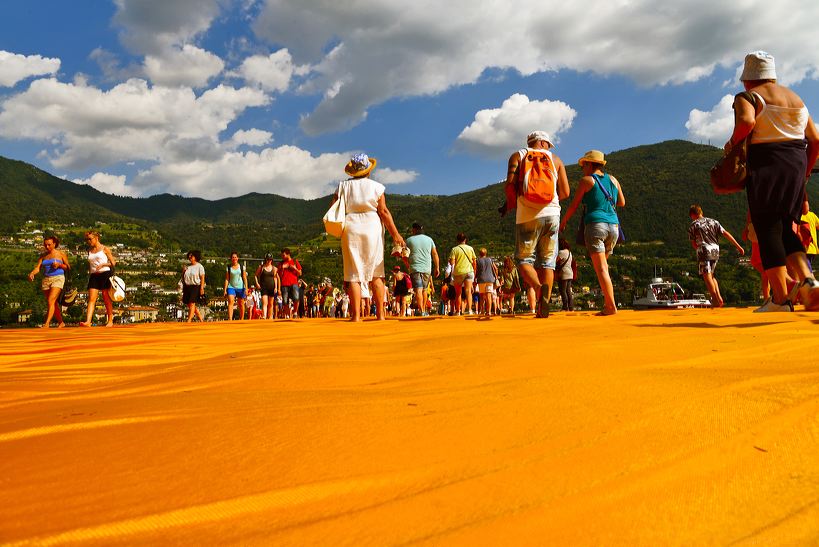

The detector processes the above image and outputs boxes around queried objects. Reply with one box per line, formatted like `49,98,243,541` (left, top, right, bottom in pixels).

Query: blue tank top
582,173,619,225
42,258,65,277
228,265,244,289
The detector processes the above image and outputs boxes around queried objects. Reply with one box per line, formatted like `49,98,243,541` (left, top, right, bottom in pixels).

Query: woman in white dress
333,153,404,321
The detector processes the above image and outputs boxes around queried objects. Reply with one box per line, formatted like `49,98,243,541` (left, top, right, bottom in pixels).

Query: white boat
632,278,711,310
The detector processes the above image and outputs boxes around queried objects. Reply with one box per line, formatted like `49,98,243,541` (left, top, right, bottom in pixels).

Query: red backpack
517,149,557,204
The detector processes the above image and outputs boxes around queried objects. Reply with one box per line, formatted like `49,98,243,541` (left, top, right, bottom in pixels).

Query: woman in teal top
560,150,625,316
223,251,248,321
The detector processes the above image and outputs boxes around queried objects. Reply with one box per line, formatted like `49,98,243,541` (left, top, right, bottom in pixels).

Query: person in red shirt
279,248,302,318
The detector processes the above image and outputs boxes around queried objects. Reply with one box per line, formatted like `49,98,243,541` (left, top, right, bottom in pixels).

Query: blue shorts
226,286,246,299
281,284,300,304
515,215,559,269
585,222,619,255
410,272,430,289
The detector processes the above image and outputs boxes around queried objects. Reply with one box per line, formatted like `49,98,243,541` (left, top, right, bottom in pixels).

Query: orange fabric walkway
2,310,819,545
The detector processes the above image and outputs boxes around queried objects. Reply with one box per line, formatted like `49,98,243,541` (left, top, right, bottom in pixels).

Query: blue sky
2,1,819,200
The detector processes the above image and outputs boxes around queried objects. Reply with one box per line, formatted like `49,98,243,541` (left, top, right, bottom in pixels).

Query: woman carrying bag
560,150,625,316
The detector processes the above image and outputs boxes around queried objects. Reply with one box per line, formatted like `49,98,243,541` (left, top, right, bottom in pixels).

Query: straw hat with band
578,150,607,166
345,153,377,177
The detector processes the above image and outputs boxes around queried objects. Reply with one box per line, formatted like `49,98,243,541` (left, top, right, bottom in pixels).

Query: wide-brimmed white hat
740,51,776,81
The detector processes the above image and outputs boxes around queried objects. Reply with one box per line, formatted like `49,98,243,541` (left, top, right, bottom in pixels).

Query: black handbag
710,91,757,195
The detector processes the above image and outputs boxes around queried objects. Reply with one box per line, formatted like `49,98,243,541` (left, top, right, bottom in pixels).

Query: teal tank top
582,173,619,225
228,265,244,289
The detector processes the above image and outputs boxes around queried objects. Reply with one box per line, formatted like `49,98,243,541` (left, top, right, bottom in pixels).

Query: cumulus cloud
73,172,139,197
0,78,269,169
228,128,273,148
685,94,735,144
143,45,224,87
128,146,380,199
455,94,576,157
112,0,223,54
0,50,61,87
237,49,299,92
250,0,819,134
376,167,418,186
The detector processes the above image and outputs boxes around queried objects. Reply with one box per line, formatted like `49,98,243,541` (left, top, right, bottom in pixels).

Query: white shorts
478,282,495,295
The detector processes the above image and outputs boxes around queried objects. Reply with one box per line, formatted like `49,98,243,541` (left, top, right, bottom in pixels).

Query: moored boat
633,278,711,310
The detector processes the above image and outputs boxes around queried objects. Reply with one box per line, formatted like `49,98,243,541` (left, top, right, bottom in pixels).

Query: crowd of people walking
24,50,819,325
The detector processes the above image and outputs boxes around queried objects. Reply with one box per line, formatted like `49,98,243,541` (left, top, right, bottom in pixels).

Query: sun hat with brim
740,51,776,81
344,153,377,177
578,150,607,166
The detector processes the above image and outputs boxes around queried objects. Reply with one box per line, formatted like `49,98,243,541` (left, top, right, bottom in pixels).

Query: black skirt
746,139,808,222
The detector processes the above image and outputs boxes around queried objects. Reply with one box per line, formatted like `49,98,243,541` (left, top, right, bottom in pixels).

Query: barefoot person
560,150,624,316
404,222,439,316
332,153,405,321
28,234,70,328
81,231,116,327
687,205,745,308
448,233,477,316
255,253,279,319
182,250,206,323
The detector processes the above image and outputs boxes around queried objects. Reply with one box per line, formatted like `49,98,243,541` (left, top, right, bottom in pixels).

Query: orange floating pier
2,310,819,545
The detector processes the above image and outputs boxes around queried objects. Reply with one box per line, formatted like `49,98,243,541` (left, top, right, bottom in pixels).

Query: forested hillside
3,140,817,256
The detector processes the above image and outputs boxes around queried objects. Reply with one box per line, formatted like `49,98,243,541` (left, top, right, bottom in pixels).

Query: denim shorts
281,284,300,304
585,222,619,254
226,286,246,299
410,272,430,289
515,215,559,269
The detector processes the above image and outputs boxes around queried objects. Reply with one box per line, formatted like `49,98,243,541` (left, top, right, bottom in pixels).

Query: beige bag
323,187,346,238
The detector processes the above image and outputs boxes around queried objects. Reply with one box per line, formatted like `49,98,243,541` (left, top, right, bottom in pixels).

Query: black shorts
182,284,200,304
88,271,112,291
259,287,278,298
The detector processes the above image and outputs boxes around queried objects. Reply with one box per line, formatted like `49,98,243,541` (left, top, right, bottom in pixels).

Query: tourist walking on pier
448,233,477,315
405,222,439,316
80,231,116,327
687,205,744,308
728,51,819,311
279,248,302,319
255,253,279,319
556,238,574,311
333,153,405,321
500,131,570,318
475,248,498,316
560,150,624,316
28,234,70,328
182,250,206,322
224,252,247,321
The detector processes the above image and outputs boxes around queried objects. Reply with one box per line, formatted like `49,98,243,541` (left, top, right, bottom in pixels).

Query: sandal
536,292,550,318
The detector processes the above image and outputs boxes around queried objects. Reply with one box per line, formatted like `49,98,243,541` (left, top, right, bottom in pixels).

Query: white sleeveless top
750,92,809,144
515,148,560,224
88,248,110,273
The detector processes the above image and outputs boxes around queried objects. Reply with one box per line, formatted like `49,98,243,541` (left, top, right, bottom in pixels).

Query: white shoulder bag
323,184,346,238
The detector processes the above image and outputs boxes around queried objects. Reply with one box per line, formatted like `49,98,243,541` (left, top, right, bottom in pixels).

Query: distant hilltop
2,140,816,255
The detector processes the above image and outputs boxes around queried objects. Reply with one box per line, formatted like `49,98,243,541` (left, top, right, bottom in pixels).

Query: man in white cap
500,131,570,317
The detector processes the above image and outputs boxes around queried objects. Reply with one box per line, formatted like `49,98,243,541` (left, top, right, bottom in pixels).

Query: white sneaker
798,278,819,311
753,299,794,313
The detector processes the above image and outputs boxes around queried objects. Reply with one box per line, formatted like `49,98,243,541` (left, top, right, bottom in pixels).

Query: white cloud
73,172,139,197
143,45,224,87
250,0,819,134
455,94,576,157
229,128,273,148
0,78,269,169
377,167,418,186
237,49,297,92
685,94,735,144
128,146,363,199
0,50,60,87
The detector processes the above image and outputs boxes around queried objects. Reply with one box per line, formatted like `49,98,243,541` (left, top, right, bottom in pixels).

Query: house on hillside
17,309,32,324
126,306,159,322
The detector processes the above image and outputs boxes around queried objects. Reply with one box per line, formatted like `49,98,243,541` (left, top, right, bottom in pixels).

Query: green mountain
3,140,815,255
